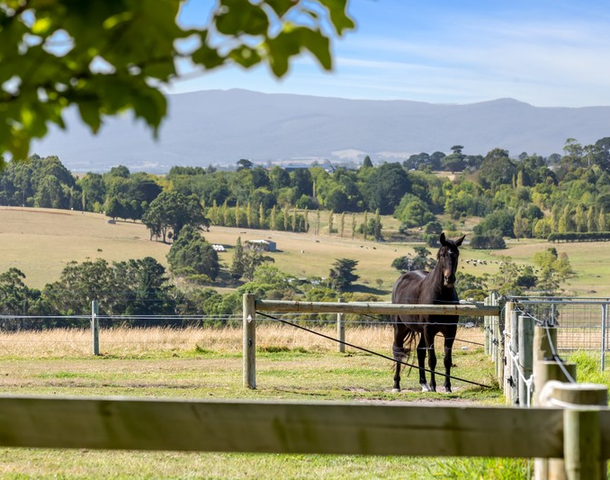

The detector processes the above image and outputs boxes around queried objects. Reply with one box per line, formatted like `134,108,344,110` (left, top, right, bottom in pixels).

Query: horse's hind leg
392,321,408,392
428,341,437,392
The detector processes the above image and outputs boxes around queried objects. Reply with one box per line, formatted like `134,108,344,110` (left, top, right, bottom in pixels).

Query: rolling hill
31,89,610,173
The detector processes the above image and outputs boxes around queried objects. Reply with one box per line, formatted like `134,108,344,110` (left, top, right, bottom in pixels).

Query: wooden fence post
243,293,256,389
507,306,519,405
533,327,577,480
484,296,491,356
533,326,562,405
337,298,345,353
601,304,607,371
496,298,505,390
540,382,608,480
91,300,99,356
503,303,514,403
518,315,534,407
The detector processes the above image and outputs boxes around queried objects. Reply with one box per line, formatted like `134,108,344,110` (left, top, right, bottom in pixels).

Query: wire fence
509,297,610,370
0,311,486,358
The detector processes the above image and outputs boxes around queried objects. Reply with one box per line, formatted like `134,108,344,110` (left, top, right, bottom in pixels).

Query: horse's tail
392,320,418,364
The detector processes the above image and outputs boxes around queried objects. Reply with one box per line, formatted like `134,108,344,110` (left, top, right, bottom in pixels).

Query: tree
43,258,121,315
241,251,275,282
114,257,177,318
236,159,254,171
167,225,219,281
362,155,373,168
478,148,517,191
0,268,37,318
363,163,411,214
142,191,209,243
533,247,575,293
0,1,354,165
231,237,246,280
328,258,359,292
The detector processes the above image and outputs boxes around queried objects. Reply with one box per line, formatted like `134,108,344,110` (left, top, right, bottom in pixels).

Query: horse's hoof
445,387,452,393
421,384,431,392
392,388,401,393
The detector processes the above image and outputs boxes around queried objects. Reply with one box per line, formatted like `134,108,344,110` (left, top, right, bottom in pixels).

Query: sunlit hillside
0,206,607,297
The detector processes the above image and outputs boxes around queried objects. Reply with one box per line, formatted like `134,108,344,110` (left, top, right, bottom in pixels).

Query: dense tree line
4,137,609,249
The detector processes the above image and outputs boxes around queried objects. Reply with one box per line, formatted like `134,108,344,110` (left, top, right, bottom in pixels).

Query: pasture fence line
245,294,502,390
509,297,610,370
491,299,609,478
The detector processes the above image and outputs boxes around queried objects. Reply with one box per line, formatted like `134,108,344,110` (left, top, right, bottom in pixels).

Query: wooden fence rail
254,299,501,316
0,394,607,465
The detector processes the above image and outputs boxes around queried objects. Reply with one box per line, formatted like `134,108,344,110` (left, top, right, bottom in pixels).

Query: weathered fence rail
0,394,606,463
254,299,501,316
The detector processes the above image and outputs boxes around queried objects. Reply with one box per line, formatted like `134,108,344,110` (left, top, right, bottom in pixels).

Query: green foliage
230,236,246,280
167,225,219,280
42,257,178,319
328,258,359,292
1,0,354,162
533,247,574,292
567,351,610,385
362,163,411,215
548,232,610,242
456,273,488,301
142,191,208,242
395,194,435,228
392,246,435,272
474,210,515,238
470,232,507,249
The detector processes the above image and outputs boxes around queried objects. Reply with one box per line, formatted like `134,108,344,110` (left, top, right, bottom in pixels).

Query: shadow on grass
346,284,389,296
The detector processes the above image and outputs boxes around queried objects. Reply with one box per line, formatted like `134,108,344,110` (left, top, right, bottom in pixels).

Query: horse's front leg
428,343,437,392
417,334,430,392
443,326,457,392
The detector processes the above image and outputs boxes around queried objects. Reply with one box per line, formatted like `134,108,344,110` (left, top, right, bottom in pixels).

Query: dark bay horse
391,233,465,393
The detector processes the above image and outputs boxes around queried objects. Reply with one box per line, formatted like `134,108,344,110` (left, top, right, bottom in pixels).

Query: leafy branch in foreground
0,0,354,165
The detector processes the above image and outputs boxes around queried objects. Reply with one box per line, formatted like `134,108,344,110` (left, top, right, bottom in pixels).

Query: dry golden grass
0,324,485,359
0,206,170,289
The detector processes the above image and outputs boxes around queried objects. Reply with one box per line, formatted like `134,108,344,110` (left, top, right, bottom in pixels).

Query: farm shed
245,239,276,252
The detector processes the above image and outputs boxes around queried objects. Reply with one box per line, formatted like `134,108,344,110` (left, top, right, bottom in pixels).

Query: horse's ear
455,235,465,247
439,232,447,246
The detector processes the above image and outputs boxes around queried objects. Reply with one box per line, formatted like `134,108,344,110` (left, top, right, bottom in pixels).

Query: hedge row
547,232,610,242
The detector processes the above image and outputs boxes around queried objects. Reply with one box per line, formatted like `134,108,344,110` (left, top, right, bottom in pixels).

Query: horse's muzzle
444,274,456,287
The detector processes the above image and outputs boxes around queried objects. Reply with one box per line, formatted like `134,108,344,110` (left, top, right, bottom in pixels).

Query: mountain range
31,88,610,173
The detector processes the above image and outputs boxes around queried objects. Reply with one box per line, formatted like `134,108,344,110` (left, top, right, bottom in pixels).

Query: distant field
1,206,609,297
0,207,170,289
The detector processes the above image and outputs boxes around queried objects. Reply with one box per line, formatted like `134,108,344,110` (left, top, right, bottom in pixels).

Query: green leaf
318,0,355,35
265,28,301,77
297,27,331,70
265,0,295,18
77,99,102,133
229,45,262,68
192,41,225,69
216,0,269,36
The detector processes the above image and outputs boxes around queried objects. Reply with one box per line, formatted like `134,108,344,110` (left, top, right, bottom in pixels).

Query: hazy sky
169,0,610,108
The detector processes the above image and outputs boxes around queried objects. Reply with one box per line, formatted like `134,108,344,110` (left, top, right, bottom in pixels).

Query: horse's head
438,233,465,288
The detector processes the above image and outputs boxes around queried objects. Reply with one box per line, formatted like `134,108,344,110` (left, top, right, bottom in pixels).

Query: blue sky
169,0,610,107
